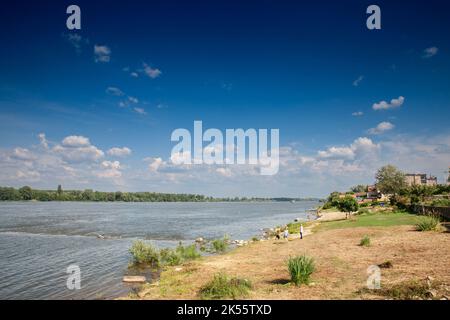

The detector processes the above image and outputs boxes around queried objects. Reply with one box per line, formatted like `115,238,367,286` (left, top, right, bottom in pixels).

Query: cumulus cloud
352,75,364,87
96,161,122,178
107,147,132,157
11,147,36,161
367,121,395,135
94,45,111,63
352,111,363,116
62,135,91,147
372,96,405,111
423,46,438,59
142,63,162,79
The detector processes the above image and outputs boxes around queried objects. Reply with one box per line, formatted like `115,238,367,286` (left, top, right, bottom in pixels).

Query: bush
357,208,370,215
160,248,183,266
416,216,441,231
130,241,200,267
211,235,229,253
287,255,315,286
359,235,371,247
129,240,160,266
176,243,201,260
200,273,252,300
432,199,450,207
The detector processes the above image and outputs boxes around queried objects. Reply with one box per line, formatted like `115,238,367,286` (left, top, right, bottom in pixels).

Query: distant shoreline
0,186,322,203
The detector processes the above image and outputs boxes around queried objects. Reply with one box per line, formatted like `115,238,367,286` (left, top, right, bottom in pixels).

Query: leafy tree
19,186,33,200
375,165,406,195
351,185,368,193
337,196,359,219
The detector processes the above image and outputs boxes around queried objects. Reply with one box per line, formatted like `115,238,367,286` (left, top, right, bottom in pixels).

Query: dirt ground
133,224,450,300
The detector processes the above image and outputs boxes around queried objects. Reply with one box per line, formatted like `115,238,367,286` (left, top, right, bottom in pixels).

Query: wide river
0,201,319,299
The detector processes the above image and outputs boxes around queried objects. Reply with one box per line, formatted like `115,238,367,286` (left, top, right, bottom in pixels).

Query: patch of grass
130,241,200,267
129,240,160,267
378,280,430,300
359,235,371,247
416,216,441,232
287,255,315,286
211,235,229,253
200,273,252,300
176,243,201,260
314,211,419,232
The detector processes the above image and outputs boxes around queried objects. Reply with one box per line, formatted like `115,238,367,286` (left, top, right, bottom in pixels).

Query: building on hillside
405,173,437,186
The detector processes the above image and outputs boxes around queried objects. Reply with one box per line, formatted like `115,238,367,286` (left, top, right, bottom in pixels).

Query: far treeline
0,186,319,203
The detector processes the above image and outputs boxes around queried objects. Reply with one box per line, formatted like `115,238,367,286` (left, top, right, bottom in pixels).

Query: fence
408,204,450,220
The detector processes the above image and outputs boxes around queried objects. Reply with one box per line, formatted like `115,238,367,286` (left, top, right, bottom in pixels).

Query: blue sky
0,0,449,197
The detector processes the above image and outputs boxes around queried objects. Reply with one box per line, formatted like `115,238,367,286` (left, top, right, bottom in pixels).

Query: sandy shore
122,210,449,300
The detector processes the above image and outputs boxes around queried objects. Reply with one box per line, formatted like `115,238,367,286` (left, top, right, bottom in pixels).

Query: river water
0,201,318,299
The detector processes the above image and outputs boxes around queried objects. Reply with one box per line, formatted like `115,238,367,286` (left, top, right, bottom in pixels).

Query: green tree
375,165,406,195
19,186,33,200
57,185,63,195
351,185,368,193
337,196,359,219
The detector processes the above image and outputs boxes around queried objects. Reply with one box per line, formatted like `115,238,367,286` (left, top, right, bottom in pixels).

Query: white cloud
94,45,111,63
352,111,363,116
372,96,405,111
128,96,139,104
367,121,395,135
352,75,364,87
106,87,125,96
62,135,90,147
147,157,163,172
107,147,132,157
423,46,438,59
62,33,88,53
131,72,139,78
38,133,49,149
97,161,122,178
134,107,147,115
11,147,36,161
142,63,162,79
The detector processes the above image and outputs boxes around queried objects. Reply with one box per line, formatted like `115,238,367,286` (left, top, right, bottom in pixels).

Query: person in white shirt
283,228,289,240
300,224,304,239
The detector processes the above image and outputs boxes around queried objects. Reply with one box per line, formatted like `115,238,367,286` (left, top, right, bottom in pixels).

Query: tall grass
129,240,160,266
200,273,252,300
287,255,315,286
416,215,441,231
211,235,229,253
129,241,200,267
359,235,371,247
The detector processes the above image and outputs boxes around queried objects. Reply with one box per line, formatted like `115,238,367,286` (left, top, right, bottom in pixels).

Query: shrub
432,199,450,207
129,240,160,266
357,208,370,215
211,235,229,253
416,216,441,231
287,255,315,286
176,243,201,260
359,235,371,247
160,248,183,266
200,273,252,300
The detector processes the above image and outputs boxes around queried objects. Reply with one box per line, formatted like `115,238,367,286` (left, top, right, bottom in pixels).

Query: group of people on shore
275,224,304,240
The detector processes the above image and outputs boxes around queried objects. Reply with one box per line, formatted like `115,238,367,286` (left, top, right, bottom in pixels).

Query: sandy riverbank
122,210,450,300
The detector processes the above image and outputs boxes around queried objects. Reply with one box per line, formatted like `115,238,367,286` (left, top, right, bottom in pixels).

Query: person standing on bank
300,224,304,239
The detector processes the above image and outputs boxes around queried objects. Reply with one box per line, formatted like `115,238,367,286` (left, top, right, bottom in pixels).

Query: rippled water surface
0,201,318,299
